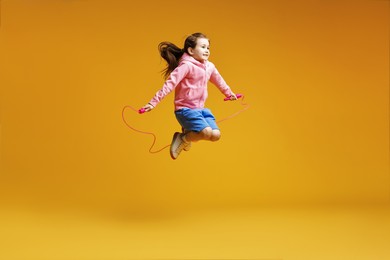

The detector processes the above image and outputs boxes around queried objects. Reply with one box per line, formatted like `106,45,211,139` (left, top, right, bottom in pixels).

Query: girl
142,32,238,160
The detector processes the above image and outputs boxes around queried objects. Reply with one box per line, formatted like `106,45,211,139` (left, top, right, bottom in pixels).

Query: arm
142,63,190,111
209,66,237,100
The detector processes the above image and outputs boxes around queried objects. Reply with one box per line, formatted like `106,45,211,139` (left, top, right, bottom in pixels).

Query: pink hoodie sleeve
209,66,234,97
148,63,190,108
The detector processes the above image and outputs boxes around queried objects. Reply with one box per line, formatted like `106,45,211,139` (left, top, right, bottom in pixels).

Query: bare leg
210,129,221,142
184,127,221,142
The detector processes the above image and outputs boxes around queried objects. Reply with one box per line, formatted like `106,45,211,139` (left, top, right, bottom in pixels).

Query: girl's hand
229,93,238,101
142,103,154,112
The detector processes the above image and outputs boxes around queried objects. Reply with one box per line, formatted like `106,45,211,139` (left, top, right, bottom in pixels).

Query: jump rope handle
224,93,243,101
138,108,146,114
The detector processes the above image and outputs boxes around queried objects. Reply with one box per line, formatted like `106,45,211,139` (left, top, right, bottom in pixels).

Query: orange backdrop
0,0,388,215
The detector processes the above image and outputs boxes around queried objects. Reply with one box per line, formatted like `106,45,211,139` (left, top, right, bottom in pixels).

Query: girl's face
188,38,210,62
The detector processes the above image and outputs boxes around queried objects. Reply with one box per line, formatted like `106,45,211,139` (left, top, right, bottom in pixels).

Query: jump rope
122,94,249,154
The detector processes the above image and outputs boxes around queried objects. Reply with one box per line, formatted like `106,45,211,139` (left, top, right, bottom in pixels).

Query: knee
210,130,221,142
200,127,213,140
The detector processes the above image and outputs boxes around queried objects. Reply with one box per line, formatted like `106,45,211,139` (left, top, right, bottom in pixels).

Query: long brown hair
158,32,208,79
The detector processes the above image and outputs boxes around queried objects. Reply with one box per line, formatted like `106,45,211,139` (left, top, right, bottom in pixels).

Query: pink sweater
149,53,234,111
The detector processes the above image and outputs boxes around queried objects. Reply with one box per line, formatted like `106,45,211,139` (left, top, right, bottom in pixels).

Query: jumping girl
142,32,238,160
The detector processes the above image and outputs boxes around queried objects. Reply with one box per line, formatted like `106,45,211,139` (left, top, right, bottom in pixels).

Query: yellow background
0,0,389,259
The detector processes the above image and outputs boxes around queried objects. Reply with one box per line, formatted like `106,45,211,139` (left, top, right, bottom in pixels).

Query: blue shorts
175,108,219,132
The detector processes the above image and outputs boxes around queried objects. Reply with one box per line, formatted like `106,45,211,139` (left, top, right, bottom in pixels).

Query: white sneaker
182,129,191,152
183,141,191,151
170,132,187,160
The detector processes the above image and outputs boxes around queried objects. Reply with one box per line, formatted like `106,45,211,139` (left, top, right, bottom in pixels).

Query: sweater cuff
148,100,157,108
225,89,234,97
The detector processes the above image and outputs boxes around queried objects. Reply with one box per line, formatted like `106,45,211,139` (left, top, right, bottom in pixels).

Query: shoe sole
170,132,180,160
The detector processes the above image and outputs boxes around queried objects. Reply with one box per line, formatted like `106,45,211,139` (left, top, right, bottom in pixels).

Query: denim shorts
175,108,219,132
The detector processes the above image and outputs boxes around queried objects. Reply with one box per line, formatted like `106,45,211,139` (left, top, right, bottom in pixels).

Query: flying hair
158,32,208,79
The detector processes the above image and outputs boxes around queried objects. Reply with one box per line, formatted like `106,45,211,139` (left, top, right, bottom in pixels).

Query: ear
187,47,194,55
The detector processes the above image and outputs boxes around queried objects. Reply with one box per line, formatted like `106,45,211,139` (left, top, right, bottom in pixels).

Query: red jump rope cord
122,95,249,154
121,105,170,153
